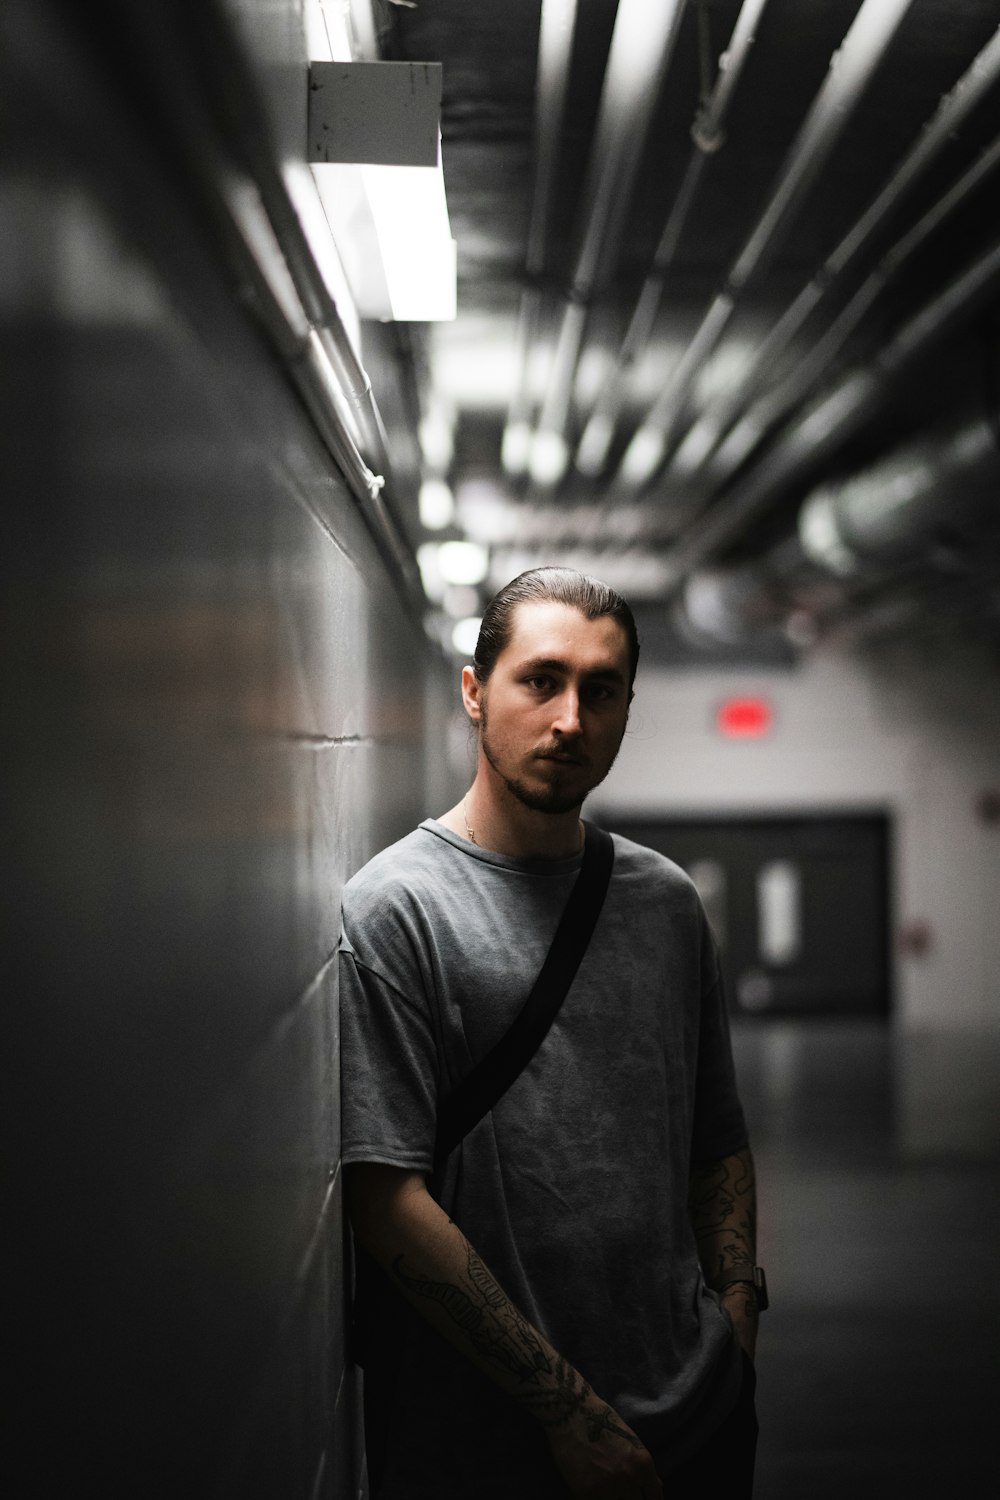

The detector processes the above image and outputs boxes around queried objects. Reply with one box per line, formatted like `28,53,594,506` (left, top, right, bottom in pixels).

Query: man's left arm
687,1145,759,1360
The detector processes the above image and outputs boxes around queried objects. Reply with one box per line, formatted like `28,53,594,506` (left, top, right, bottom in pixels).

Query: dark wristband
711,1263,769,1311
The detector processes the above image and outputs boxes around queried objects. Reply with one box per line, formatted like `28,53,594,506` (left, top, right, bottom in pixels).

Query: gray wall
3,3,441,1493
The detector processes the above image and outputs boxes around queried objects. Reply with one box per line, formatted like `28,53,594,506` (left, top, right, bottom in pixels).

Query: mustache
534,743,588,765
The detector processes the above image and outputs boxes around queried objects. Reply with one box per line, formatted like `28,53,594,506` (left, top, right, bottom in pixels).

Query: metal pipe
616,0,914,490
658,235,1000,595
575,0,771,477
501,0,579,477
669,23,1000,481
528,0,687,487
691,0,770,151
708,131,1000,480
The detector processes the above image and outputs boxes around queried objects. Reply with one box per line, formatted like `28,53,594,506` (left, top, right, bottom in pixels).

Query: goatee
480,704,587,817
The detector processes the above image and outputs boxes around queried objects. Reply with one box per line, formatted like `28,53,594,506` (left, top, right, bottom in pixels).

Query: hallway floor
732,1021,1000,1497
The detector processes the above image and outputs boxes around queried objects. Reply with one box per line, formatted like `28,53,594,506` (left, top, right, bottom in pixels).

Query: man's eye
526,675,553,690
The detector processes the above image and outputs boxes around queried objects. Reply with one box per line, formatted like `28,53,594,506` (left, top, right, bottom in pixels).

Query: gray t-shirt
339,820,749,1495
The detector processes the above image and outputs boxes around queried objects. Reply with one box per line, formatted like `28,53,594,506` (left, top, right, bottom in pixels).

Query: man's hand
543,1389,664,1498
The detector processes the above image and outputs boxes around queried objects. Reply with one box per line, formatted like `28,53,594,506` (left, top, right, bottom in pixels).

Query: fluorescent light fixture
311,154,457,321
452,616,483,656
305,0,352,61
529,428,570,487
442,585,480,620
501,419,532,477
418,401,455,469
670,415,720,476
456,480,520,545
419,477,456,530
416,541,447,602
307,56,456,321
711,413,763,475
575,411,614,476
360,154,457,321
620,424,666,487
798,489,857,576
437,540,490,586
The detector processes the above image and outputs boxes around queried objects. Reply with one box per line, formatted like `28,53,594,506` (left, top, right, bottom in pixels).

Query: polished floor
732,1020,1000,1497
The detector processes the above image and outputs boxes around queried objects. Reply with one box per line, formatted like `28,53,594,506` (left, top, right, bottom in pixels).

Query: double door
606,813,891,1017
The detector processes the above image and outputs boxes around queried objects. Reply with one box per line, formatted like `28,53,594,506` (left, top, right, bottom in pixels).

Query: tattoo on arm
391,1237,640,1444
514,1357,640,1446
688,1146,757,1279
392,1238,551,1384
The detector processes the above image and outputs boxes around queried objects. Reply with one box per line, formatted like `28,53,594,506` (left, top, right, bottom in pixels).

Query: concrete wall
596,643,1000,1032
3,3,445,1493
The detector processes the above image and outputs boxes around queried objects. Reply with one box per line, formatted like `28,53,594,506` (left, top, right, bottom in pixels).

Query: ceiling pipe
657,234,1000,596
526,0,688,489
668,21,1000,483
574,0,770,479
675,405,1000,650
707,130,1000,481
615,0,915,492
501,0,579,479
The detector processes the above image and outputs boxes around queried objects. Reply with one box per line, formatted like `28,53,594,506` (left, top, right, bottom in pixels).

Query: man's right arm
345,1162,663,1500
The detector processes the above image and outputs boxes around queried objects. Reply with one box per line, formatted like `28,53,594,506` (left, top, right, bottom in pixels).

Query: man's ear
461,664,483,724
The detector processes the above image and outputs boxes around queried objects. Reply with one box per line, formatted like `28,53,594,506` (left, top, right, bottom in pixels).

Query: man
339,567,761,1499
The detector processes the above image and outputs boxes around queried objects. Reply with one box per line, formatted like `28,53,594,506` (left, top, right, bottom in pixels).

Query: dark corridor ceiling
373,0,1000,663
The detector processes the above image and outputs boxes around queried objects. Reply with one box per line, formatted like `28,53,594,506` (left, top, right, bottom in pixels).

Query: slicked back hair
472,567,640,690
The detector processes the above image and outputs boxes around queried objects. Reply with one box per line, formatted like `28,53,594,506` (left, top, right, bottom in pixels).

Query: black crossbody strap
433,822,615,1168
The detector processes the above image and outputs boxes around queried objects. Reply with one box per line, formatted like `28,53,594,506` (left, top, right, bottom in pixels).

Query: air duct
677,403,1000,650
799,412,1000,574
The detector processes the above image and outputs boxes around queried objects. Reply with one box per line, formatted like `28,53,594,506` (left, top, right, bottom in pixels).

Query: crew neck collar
420,818,586,875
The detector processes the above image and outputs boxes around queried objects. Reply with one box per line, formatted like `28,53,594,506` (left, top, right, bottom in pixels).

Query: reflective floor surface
733,1020,1000,1496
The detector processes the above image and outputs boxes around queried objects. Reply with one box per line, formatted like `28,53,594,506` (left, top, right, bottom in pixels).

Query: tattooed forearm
348,1166,654,1474
688,1146,757,1277
515,1357,641,1446
393,1237,552,1385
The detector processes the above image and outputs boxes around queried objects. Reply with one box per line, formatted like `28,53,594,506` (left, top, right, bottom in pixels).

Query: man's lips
535,748,586,766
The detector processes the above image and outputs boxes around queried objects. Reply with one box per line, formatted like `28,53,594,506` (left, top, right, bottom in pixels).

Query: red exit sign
717,696,773,738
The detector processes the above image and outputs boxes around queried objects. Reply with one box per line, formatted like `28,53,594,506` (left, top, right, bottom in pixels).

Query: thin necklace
463,798,584,854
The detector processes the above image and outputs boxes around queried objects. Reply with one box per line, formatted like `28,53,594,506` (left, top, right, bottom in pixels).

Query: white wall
597,641,1000,1032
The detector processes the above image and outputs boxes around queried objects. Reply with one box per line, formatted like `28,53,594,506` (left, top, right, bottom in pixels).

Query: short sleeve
338,934,439,1173
689,913,749,1167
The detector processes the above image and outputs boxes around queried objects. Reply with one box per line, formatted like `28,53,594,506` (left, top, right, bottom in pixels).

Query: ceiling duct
676,405,1000,651
799,412,1000,576
676,565,790,651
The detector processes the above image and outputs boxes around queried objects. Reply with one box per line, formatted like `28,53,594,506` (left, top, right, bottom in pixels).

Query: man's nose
552,688,582,735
